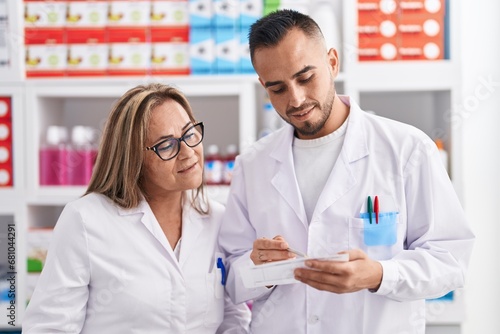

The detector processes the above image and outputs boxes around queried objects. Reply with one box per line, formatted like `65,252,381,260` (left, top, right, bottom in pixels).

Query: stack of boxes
0,97,12,187
23,0,267,77
357,0,446,61
189,0,262,74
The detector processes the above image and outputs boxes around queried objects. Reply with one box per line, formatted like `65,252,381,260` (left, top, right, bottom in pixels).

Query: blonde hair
85,83,208,214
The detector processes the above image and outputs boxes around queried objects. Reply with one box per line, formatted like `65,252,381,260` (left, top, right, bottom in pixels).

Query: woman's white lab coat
219,96,475,334
22,193,250,334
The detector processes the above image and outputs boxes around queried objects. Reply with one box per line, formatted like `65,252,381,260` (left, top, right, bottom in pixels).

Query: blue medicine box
240,0,262,28
189,27,215,74
213,0,239,28
215,27,239,74
188,0,213,28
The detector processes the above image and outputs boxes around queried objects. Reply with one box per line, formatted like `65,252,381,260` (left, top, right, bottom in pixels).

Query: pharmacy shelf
0,0,465,329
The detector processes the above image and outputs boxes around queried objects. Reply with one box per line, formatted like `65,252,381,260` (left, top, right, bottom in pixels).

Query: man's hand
250,235,295,265
293,249,382,293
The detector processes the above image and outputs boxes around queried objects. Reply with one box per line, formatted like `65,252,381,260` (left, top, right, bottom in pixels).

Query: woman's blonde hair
85,83,208,214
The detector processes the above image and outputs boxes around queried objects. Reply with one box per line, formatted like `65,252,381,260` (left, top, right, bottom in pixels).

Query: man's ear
327,48,340,77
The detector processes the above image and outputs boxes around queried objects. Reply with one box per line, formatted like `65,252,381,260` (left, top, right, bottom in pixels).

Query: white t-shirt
292,118,348,223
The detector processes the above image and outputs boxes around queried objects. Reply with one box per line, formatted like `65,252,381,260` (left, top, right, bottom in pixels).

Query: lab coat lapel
119,200,183,274
270,126,308,228
178,203,205,269
314,100,369,216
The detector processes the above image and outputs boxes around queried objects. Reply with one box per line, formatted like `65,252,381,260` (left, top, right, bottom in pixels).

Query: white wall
460,1,500,333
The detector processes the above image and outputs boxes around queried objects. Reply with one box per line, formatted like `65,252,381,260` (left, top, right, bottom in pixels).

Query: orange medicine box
0,163,13,187
150,27,190,75
24,0,67,28
65,0,109,28
107,28,151,76
398,13,444,60
107,0,151,27
25,28,67,77
0,120,12,143
0,97,11,119
66,28,108,76
399,0,444,16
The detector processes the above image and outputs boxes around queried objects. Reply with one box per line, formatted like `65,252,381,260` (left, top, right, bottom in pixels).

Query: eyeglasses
145,122,204,161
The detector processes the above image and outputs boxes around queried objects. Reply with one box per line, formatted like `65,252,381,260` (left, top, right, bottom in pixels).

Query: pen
367,195,373,224
287,247,308,258
374,195,379,224
217,257,226,285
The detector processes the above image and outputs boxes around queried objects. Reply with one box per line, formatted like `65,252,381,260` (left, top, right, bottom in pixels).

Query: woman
22,83,250,333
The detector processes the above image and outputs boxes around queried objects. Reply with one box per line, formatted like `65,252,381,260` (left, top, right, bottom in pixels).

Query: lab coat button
308,314,319,324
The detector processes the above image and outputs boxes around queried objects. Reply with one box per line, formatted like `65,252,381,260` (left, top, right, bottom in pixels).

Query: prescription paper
240,253,349,288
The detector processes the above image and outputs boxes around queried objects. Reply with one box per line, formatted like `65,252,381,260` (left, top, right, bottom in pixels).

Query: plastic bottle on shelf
67,126,98,186
434,139,449,173
310,0,342,52
222,144,238,185
259,96,284,138
204,144,223,185
39,125,69,185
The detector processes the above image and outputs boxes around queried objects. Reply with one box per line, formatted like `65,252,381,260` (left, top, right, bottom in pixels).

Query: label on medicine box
0,120,11,142
67,43,109,75
215,27,239,74
25,44,67,76
189,0,213,28
358,37,399,61
0,97,11,119
108,42,151,74
151,27,190,75
66,29,108,75
240,0,262,28
189,27,215,74
213,0,239,28
0,164,12,186
399,39,443,60
108,0,151,27
0,142,11,165
66,1,108,27
24,1,67,27
151,1,189,27
398,14,444,38
399,0,444,16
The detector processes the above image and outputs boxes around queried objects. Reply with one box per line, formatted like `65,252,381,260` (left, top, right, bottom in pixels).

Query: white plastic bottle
204,144,223,185
310,0,342,52
222,144,238,185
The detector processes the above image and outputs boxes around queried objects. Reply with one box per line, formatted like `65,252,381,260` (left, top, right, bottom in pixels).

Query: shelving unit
0,1,464,331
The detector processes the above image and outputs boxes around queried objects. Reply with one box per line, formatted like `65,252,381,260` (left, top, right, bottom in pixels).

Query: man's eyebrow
264,65,317,88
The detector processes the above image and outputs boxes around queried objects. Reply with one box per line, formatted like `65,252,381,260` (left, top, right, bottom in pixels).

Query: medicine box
189,27,215,74
240,0,262,28
215,26,239,74
66,0,108,28
151,27,190,75
188,0,213,28
213,0,239,28
151,0,189,27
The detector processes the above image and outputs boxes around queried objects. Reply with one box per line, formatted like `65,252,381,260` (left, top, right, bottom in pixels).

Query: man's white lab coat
220,96,474,334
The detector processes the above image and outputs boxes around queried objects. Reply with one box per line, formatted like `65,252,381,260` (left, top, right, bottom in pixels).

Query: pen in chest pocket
367,195,380,224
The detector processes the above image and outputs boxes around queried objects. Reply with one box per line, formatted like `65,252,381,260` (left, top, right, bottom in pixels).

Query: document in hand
240,253,349,288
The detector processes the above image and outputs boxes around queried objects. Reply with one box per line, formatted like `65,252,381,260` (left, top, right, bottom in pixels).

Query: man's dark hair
249,9,323,63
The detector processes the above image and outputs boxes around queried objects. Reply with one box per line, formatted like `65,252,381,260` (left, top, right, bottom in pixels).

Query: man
219,9,474,334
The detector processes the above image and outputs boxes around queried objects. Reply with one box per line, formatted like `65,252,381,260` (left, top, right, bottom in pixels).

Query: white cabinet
0,0,465,330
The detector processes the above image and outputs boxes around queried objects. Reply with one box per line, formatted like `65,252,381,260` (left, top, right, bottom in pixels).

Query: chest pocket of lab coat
204,252,225,327
349,212,401,260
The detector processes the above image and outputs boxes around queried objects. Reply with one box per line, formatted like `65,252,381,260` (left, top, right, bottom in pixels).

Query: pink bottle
39,126,69,185
67,126,98,185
